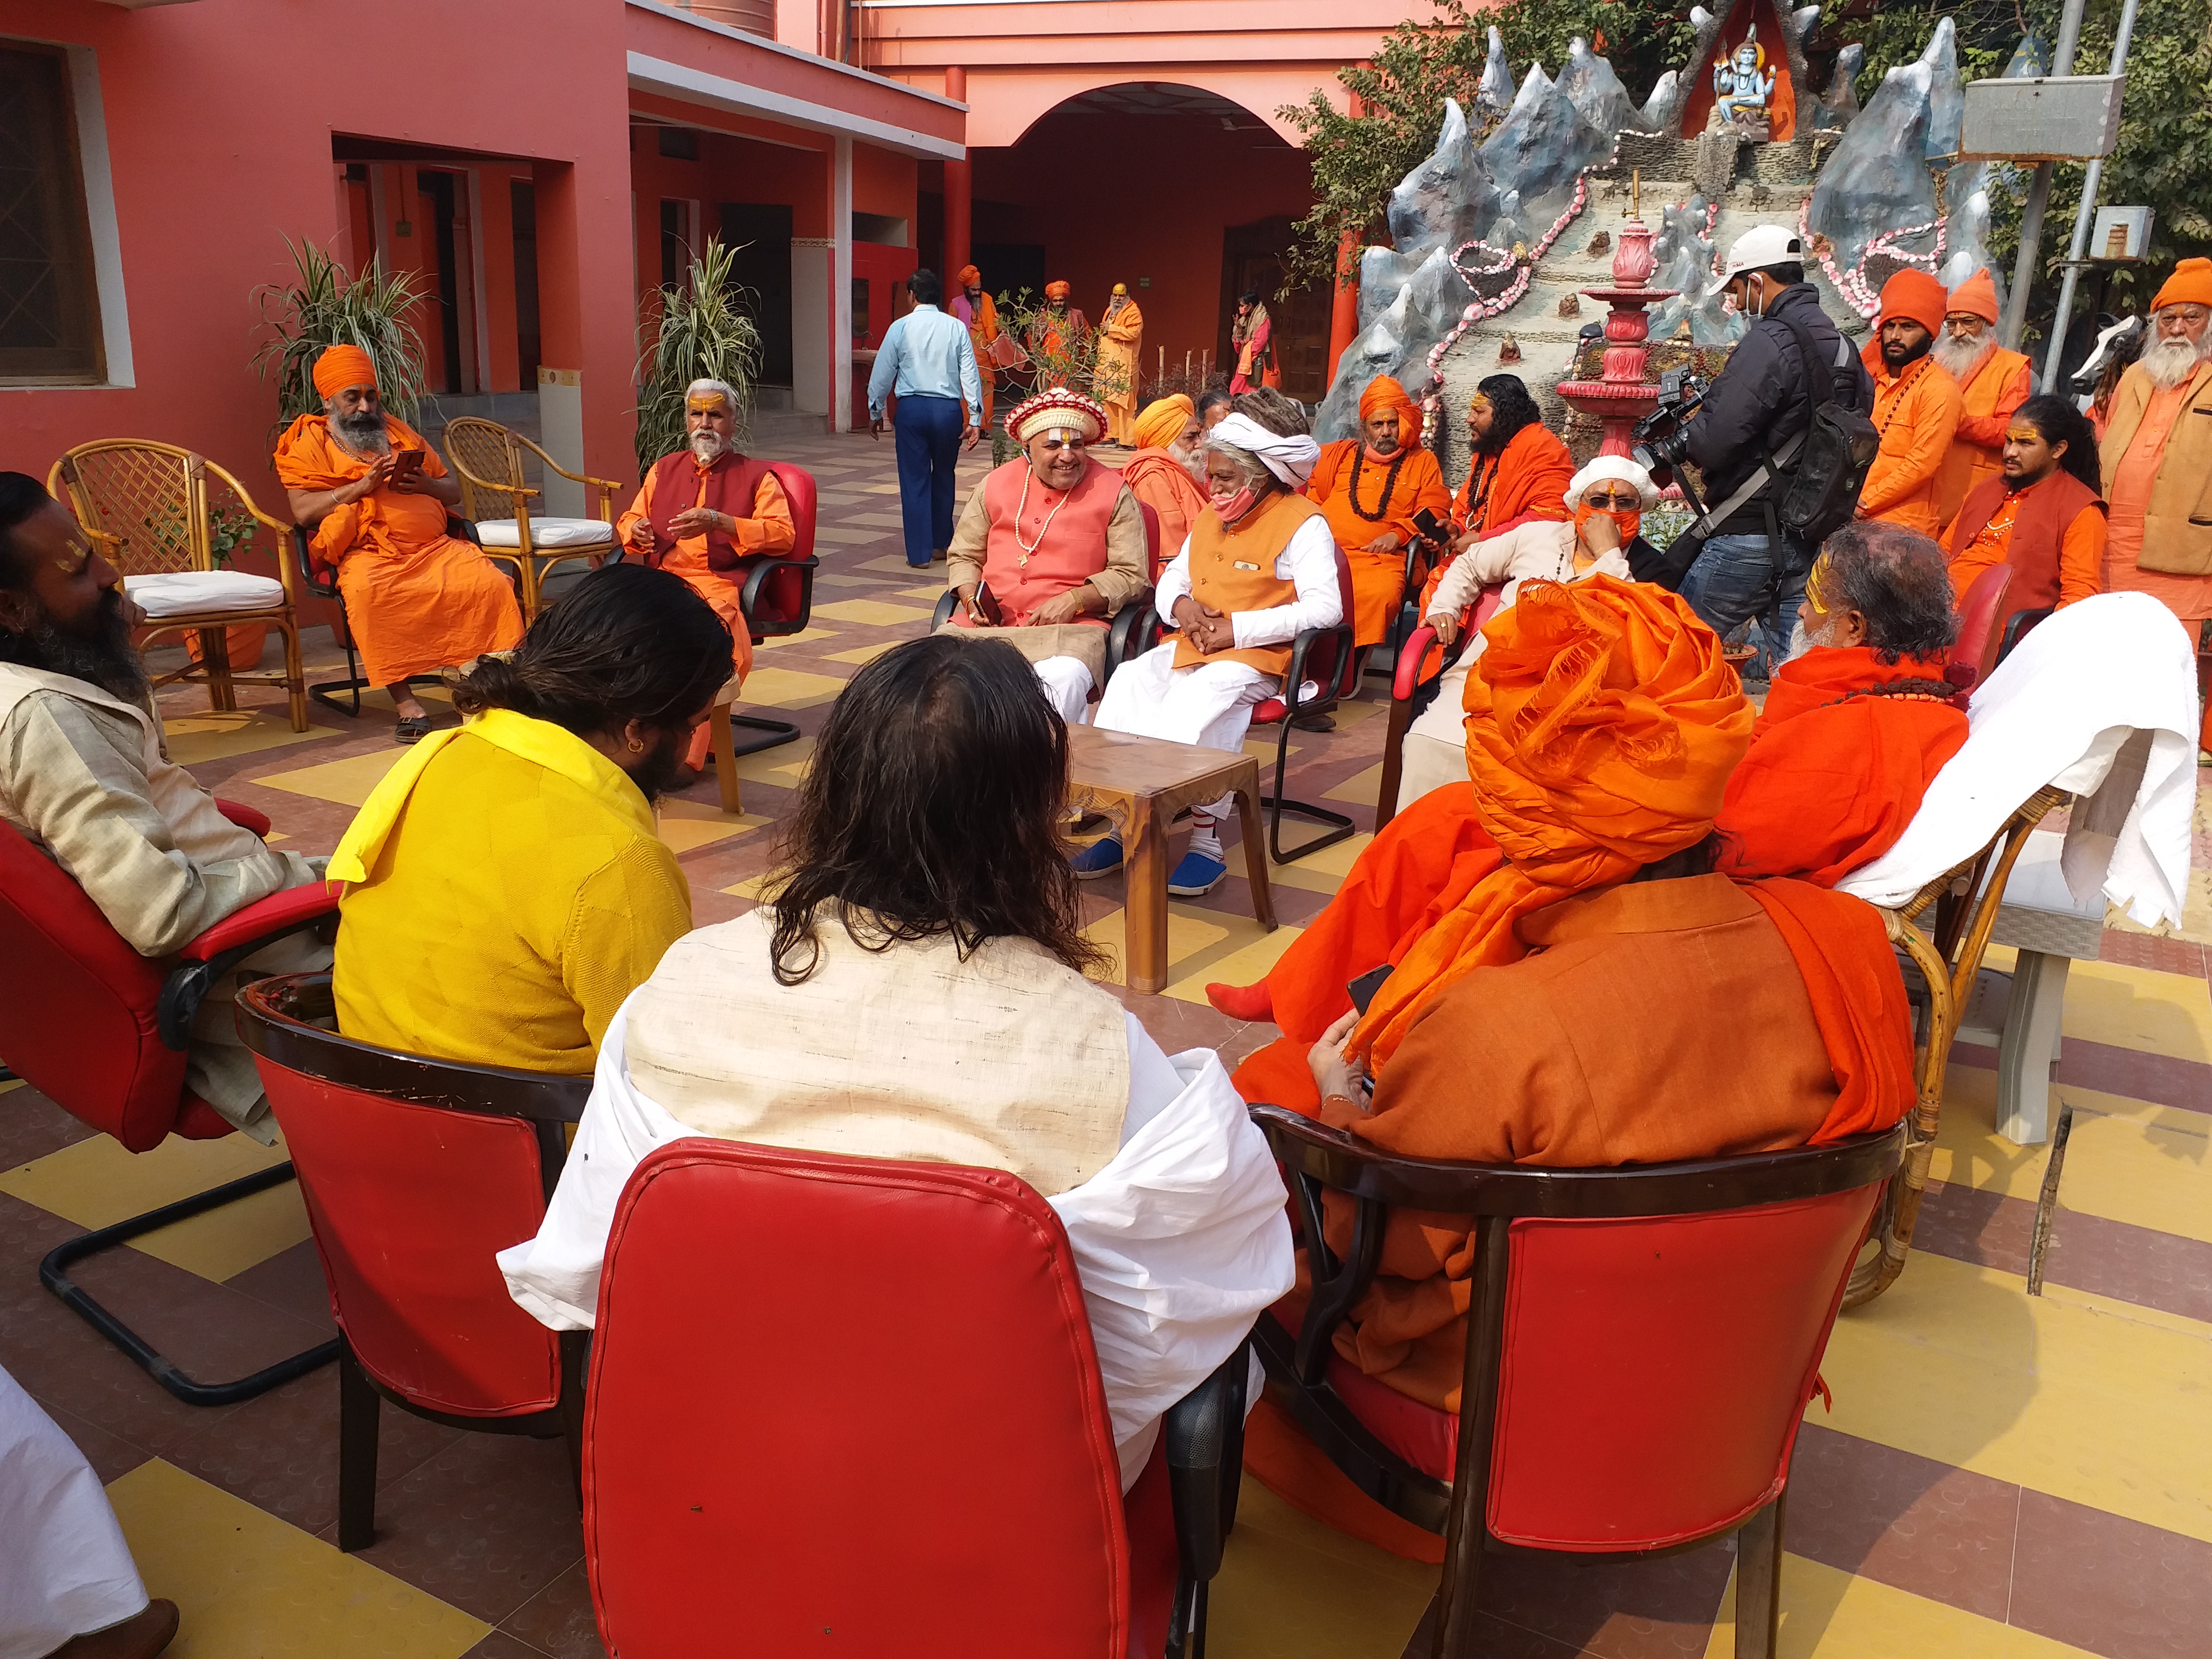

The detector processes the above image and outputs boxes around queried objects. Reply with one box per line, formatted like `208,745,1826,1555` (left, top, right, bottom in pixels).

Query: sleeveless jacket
1948,469,2104,643
1174,491,1323,676
644,450,773,571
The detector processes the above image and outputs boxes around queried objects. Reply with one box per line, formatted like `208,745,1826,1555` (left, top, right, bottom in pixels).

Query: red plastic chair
0,808,342,1405
1948,563,2013,703
1247,1105,1905,1658
581,1139,1250,1659
1245,544,1361,864
1372,581,1507,829
233,973,590,1550
720,460,821,757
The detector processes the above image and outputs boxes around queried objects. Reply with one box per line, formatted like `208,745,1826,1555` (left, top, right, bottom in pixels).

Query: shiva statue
1711,28,1777,128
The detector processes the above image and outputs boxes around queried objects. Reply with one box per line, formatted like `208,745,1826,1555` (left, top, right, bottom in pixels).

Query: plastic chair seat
473,517,619,551
122,570,287,616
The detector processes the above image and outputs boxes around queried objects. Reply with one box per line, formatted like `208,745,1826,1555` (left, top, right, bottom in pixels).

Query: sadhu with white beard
2098,258,2212,750
1931,268,2032,528
617,378,797,769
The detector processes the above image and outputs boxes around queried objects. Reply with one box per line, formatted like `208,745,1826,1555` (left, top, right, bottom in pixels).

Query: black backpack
1768,304,1879,545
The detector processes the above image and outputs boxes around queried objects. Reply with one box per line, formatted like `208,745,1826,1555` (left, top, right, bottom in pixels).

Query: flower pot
187,623,269,673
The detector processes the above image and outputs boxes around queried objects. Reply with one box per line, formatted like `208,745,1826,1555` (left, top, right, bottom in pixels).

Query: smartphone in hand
1412,507,1451,546
971,581,1005,626
389,448,424,481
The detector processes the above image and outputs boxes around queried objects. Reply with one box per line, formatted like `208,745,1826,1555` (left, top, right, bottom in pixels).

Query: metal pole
2041,0,2143,389
2001,0,2092,356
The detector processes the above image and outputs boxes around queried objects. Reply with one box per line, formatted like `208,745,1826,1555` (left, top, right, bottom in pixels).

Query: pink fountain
1556,172,1675,458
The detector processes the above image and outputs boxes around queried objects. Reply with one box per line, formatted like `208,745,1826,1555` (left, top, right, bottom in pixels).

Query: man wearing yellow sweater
329,564,732,1072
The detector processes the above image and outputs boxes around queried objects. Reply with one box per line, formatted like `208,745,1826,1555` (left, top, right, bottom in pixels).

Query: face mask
1574,503,1641,548
1211,484,1258,524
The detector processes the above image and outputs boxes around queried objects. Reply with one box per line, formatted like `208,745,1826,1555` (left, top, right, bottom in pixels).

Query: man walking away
868,268,983,568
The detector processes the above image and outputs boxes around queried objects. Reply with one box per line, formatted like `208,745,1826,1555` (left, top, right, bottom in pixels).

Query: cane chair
0,809,340,1405
233,974,589,1550
926,501,1166,686
699,462,821,812
581,1137,1248,1659
1249,1104,1906,1659
440,418,623,616
48,442,310,732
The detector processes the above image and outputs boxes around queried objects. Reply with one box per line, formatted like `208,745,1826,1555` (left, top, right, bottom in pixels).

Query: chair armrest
446,515,482,546
932,589,960,629
737,553,817,620
1164,1337,1253,1596
215,798,272,839
158,880,341,1050
1105,600,1158,682
291,527,339,600
1392,625,1438,702
513,432,624,499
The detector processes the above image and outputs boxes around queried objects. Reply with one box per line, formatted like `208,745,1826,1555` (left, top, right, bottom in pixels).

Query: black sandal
394,714,434,745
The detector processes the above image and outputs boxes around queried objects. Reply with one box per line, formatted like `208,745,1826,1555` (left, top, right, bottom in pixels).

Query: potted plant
632,237,761,479
252,239,432,434
184,502,271,672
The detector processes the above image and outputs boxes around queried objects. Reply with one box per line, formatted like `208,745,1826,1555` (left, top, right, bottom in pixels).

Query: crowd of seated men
0,344,2025,1657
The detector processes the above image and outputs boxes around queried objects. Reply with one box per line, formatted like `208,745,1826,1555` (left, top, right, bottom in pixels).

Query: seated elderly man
1211,526,1970,1040
331,565,733,1073
1074,390,1342,897
617,377,796,773
1122,394,1210,559
1306,376,1452,649
275,345,524,743
939,387,1149,722
499,635,1293,1491
0,475,327,1141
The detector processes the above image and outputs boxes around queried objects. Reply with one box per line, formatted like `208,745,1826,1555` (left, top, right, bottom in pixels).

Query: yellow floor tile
823,641,903,666
721,872,777,902
1266,831,1370,896
255,748,407,808
733,667,851,710
1209,1479,1430,1659
1165,922,1304,1006
2050,957,2212,1061
897,584,946,601
1082,905,1232,987
1323,761,1386,806
1820,1249,2212,1545
655,799,768,854
161,709,331,766
858,554,924,572
0,1131,309,1282
813,527,890,547
732,733,813,784
1702,1554,2097,1658
108,1460,490,1659
752,625,841,650
842,511,908,529
811,597,936,627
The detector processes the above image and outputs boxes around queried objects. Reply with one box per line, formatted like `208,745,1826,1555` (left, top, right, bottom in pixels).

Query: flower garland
1798,199,1947,318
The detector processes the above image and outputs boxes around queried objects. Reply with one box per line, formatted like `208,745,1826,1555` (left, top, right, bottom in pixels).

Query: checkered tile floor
3,427,2209,1658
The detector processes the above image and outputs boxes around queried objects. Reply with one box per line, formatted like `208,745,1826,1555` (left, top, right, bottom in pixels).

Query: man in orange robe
1932,268,2032,528
616,378,796,770
275,345,523,743
948,264,1000,435
1095,285,1144,446
1306,376,1452,647
1121,395,1208,562
1027,281,1089,384
1857,269,1964,537
2097,257,2212,752
1420,375,1574,620
1942,392,2106,657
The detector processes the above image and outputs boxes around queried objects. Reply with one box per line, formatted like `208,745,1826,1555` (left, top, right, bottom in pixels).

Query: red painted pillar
943,67,971,281
1325,228,1360,384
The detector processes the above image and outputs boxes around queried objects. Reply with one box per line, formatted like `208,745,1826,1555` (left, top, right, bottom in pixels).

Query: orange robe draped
1423,422,1576,623
1307,441,1452,647
1119,450,1207,569
272,415,523,688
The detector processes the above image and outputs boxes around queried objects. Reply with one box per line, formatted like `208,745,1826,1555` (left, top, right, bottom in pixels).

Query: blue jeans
1676,529,1815,679
893,393,964,565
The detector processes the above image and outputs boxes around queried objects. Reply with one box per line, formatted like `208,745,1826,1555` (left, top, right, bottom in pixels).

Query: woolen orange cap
312,344,377,399
1878,269,1948,336
2152,257,2212,311
1948,268,2001,325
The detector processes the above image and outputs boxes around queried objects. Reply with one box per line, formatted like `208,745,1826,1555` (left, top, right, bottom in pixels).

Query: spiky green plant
251,240,433,436
633,237,763,480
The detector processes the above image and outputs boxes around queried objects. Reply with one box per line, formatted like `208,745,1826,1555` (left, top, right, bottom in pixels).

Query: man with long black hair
1942,392,2108,642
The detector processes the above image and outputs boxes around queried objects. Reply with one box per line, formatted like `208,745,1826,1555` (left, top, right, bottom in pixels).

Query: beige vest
625,908,1130,1197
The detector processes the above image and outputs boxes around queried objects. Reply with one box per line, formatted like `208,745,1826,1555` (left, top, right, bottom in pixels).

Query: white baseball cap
1707,224,1805,296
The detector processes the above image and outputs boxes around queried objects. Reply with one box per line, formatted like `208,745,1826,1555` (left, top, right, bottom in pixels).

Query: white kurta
0,1364,147,1659
499,1002,1294,1491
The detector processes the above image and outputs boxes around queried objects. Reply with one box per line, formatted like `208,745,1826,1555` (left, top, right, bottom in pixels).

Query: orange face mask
1573,502,1641,548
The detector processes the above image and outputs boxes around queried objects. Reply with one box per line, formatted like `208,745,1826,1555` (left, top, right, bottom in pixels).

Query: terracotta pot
186,623,269,673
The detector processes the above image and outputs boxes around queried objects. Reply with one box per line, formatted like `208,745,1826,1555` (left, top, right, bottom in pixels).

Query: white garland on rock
1798,198,1947,319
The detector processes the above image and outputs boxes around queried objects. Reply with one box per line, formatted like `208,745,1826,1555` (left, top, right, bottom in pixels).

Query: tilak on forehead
687,389,733,414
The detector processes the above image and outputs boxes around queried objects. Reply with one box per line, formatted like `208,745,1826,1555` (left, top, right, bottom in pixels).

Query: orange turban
1351,576,1753,1065
312,344,377,400
1877,269,1948,336
1132,394,1193,451
1045,280,1071,301
1358,374,1424,448
956,264,981,288
1948,268,2001,325
2152,256,2212,312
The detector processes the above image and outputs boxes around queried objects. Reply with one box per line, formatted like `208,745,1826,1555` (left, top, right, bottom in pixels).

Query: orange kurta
2103,370,2212,620
1307,441,1452,646
1859,346,1965,538
272,415,523,687
1941,476,2107,612
1095,299,1143,445
1934,346,2032,527
1119,450,1207,569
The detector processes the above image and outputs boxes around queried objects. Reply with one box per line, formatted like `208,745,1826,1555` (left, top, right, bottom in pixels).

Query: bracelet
1322,1092,1368,1118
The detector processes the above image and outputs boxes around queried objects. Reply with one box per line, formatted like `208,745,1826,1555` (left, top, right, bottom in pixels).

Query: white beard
1932,333,1992,381
1175,445,1207,484
689,429,730,463
2139,334,2210,391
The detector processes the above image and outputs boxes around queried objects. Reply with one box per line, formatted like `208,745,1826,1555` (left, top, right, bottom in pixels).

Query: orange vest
1934,346,2031,526
961,457,1120,630
1174,491,1320,676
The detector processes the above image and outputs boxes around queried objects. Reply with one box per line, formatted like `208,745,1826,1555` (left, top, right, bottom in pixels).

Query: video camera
1629,369,1711,476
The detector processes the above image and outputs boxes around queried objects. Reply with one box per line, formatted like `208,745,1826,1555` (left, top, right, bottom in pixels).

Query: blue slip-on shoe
1166,850,1227,897
1070,836,1125,878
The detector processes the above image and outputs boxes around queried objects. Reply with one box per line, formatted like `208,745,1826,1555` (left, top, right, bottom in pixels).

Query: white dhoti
0,1364,148,1659
1094,644,1275,818
1033,655,1095,725
1400,656,1474,802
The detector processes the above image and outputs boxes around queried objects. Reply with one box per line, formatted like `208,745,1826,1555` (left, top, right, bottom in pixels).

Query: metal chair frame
289,517,485,718
440,417,623,617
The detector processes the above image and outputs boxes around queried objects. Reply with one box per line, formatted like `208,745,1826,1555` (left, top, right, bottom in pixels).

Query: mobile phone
1346,963,1393,1016
390,447,423,480
971,581,1005,626
1412,507,1452,545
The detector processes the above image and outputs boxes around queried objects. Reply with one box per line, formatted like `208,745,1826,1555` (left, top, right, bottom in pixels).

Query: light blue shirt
866,304,983,420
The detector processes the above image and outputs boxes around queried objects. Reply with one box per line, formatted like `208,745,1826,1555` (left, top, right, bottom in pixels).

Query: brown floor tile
1951,1036,2212,1118
1912,1180,2212,1324
498,1560,609,1659
2099,930,2209,979
0,1080,99,1170
460,1634,557,1659
225,1237,339,1327
38,1394,157,1485
1469,1541,1734,1658
2009,1488,2212,1659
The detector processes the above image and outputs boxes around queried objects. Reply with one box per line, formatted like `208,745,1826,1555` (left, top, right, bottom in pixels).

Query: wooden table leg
1123,799,1168,994
1231,781,1276,932
711,706,743,815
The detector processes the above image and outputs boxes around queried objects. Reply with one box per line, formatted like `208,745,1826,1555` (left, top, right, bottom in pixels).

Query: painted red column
1325,228,1360,384
943,66,971,281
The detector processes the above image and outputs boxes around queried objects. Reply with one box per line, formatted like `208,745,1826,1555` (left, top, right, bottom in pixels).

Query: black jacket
1683,283,1873,523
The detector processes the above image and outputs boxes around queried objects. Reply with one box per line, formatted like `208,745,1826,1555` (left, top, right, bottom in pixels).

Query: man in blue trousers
868,268,984,567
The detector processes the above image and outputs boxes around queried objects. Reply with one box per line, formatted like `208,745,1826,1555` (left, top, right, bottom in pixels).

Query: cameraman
1667,227,1872,667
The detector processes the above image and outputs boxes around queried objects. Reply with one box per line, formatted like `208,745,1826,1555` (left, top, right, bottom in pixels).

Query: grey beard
689,430,730,463
2140,335,2209,391
0,591,150,704
333,409,390,453
1176,446,1207,484
1932,334,1990,380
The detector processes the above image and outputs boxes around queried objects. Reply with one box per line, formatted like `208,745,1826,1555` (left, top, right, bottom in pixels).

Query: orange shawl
1120,449,1208,570
1351,576,1753,1065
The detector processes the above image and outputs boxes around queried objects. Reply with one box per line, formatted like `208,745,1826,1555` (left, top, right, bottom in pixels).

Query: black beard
1882,336,1933,370
622,726,694,804
0,590,151,703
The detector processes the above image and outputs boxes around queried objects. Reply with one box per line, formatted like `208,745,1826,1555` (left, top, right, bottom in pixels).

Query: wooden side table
1067,726,1277,994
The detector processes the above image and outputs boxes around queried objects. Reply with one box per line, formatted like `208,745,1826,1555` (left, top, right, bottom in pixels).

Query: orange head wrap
1351,576,1753,1065
312,344,377,401
2152,256,2212,312
1045,280,1071,301
1132,394,1194,451
1947,268,2001,325
1877,269,1948,337
956,264,981,288
1358,375,1424,449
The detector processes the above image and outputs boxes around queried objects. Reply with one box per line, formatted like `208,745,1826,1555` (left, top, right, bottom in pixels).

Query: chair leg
1264,714,1357,866
721,712,803,758
710,707,744,815
1733,1496,1784,1659
39,1163,341,1407
200,626,239,713
310,627,368,718
278,615,309,732
557,1329,589,1508
337,1342,380,1551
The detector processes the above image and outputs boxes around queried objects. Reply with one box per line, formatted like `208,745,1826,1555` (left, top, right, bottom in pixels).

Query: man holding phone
275,345,523,743
1304,375,1452,649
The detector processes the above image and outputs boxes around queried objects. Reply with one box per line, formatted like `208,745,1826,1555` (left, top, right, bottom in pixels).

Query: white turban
1564,454,1660,511
1206,413,1322,487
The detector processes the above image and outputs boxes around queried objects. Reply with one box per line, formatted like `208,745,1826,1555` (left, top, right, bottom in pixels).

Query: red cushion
764,462,818,562
179,880,339,962
215,797,272,838
1250,697,1289,724
584,1142,1134,1658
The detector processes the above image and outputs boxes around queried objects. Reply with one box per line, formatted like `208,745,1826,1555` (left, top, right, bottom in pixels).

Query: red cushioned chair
715,460,822,758
1247,1105,1906,1659
232,972,590,1551
0,807,342,1405
582,1139,1250,1659
1244,544,1361,864
1948,563,2013,703
1371,581,1507,830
